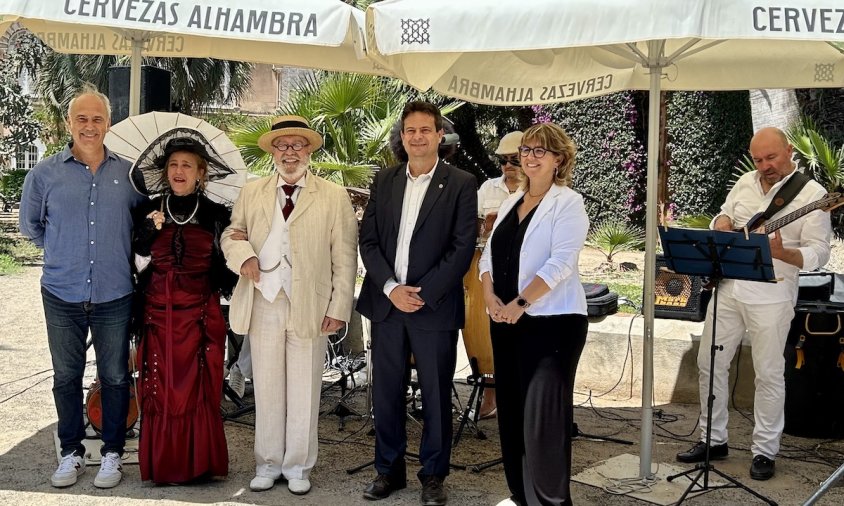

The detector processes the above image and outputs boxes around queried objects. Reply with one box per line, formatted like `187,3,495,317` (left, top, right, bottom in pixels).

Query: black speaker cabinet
784,305,844,439
653,254,712,322
107,65,171,124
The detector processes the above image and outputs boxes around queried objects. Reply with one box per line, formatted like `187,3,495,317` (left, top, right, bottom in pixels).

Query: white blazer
479,184,589,316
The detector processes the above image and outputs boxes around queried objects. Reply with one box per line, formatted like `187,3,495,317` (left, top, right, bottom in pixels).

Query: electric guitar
740,192,844,234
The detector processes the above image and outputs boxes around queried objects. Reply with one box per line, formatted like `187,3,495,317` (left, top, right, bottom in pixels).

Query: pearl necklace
166,194,199,226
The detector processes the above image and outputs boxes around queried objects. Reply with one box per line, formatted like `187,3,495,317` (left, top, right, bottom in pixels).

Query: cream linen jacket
221,172,358,337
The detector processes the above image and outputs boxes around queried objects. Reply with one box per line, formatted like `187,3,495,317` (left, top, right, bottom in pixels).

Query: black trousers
371,312,459,481
491,313,588,506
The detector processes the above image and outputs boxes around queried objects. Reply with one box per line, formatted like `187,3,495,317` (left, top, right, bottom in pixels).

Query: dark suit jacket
357,160,478,331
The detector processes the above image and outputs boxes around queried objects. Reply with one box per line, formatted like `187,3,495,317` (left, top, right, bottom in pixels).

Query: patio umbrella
1,0,387,115
366,0,844,478
105,111,248,206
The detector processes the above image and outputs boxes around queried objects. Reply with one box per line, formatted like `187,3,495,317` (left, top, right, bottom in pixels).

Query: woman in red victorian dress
131,129,238,484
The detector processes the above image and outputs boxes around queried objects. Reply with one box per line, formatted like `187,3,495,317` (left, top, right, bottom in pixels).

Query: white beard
275,158,309,182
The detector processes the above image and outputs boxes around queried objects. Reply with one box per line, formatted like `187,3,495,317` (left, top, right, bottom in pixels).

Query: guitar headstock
819,193,844,213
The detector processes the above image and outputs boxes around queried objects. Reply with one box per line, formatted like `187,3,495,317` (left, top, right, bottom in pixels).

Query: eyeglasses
272,142,309,152
495,155,521,167
518,146,555,159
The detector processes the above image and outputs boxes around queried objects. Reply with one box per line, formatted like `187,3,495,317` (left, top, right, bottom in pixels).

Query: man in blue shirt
19,86,144,489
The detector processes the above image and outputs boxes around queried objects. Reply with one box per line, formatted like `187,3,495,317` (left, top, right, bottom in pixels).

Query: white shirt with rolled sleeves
477,176,512,217
478,184,589,316
712,169,832,305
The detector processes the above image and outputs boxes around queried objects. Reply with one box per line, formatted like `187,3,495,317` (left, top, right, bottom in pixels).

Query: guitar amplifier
783,272,844,439
653,255,711,322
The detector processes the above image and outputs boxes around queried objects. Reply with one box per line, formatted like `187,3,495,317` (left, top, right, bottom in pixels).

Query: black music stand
660,227,778,506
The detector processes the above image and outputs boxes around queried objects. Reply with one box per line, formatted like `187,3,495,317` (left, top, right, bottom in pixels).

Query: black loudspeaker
653,254,712,322
107,65,171,124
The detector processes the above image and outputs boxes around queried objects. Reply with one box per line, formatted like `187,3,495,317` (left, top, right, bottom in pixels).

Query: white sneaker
228,365,246,399
250,475,276,492
94,452,123,488
288,478,311,495
51,454,86,487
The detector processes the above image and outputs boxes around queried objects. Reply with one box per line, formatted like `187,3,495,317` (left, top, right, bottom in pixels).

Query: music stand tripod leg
666,280,776,506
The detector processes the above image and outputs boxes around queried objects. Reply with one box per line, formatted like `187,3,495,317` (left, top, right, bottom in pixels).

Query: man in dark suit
357,101,477,505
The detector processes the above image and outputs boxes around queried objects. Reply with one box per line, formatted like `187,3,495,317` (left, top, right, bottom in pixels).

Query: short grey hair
67,83,112,122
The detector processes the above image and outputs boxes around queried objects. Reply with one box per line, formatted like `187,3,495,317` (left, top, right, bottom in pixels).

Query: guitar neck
763,200,825,234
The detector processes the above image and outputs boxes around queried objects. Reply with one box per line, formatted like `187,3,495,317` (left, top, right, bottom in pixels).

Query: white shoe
94,452,123,488
288,478,311,495
250,475,276,492
51,454,86,487
228,365,246,399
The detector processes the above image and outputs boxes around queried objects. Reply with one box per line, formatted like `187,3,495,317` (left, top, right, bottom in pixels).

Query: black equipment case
582,282,618,320
783,272,844,439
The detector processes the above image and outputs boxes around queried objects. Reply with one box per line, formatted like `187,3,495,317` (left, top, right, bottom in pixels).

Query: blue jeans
42,288,132,457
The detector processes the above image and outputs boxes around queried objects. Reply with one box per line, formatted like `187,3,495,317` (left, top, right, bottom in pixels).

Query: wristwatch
516,295,531,309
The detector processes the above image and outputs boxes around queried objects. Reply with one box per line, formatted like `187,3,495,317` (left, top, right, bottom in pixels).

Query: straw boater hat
129,127,235,196
495,131,523,155
258,115,324,153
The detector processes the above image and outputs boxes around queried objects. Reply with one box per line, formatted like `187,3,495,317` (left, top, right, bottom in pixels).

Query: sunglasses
518,146,556,159
495,155,521,167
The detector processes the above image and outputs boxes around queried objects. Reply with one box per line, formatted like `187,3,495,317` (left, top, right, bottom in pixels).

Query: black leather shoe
420,476,447,506
363,474,407,500
750,455,775,480
676,441,729,463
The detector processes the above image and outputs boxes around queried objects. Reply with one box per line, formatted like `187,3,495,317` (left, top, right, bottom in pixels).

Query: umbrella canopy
105,111,248,206
367,0,844,479
366,0,844,105
1,0,387,114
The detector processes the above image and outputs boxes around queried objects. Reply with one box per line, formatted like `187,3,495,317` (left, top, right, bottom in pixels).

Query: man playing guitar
676,127,833,481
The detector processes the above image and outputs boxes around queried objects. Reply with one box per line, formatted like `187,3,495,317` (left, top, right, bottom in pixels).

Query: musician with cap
221,115,358,495
477,131,523,243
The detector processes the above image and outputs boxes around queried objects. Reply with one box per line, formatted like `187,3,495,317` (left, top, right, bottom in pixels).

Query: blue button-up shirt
19,144,145,303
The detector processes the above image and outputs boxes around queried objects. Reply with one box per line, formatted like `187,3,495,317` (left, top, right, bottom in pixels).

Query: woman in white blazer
478,122,589,506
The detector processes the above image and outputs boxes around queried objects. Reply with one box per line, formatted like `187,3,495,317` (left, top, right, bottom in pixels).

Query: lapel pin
439,183,443,188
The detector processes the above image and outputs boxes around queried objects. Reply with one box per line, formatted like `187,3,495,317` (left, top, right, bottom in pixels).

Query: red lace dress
137,220,228,483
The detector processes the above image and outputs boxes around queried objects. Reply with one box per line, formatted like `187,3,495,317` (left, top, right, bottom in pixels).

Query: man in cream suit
221,115,358,495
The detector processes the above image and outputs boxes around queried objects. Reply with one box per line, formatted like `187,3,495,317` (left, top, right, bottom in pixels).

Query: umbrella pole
638,42,662,480
129,37,142,117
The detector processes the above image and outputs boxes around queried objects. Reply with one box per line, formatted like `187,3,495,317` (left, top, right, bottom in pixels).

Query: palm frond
586,219,645,264
228,116,275,175
673,213,714,229
729,154,756,189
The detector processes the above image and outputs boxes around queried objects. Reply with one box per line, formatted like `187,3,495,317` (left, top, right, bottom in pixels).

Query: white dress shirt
256,172,306,302
383,160,438,297
713,169,831,305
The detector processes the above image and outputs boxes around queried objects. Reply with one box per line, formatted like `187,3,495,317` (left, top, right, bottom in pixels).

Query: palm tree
786,116,844,192
230,72,410,187
35,50,252,140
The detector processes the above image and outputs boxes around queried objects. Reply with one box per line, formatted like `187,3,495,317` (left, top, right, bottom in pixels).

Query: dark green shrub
546,91,647,226
0,169,28,205
666,91,753,218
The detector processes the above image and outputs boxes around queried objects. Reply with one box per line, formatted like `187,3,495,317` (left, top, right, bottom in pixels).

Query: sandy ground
2,251,844,505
